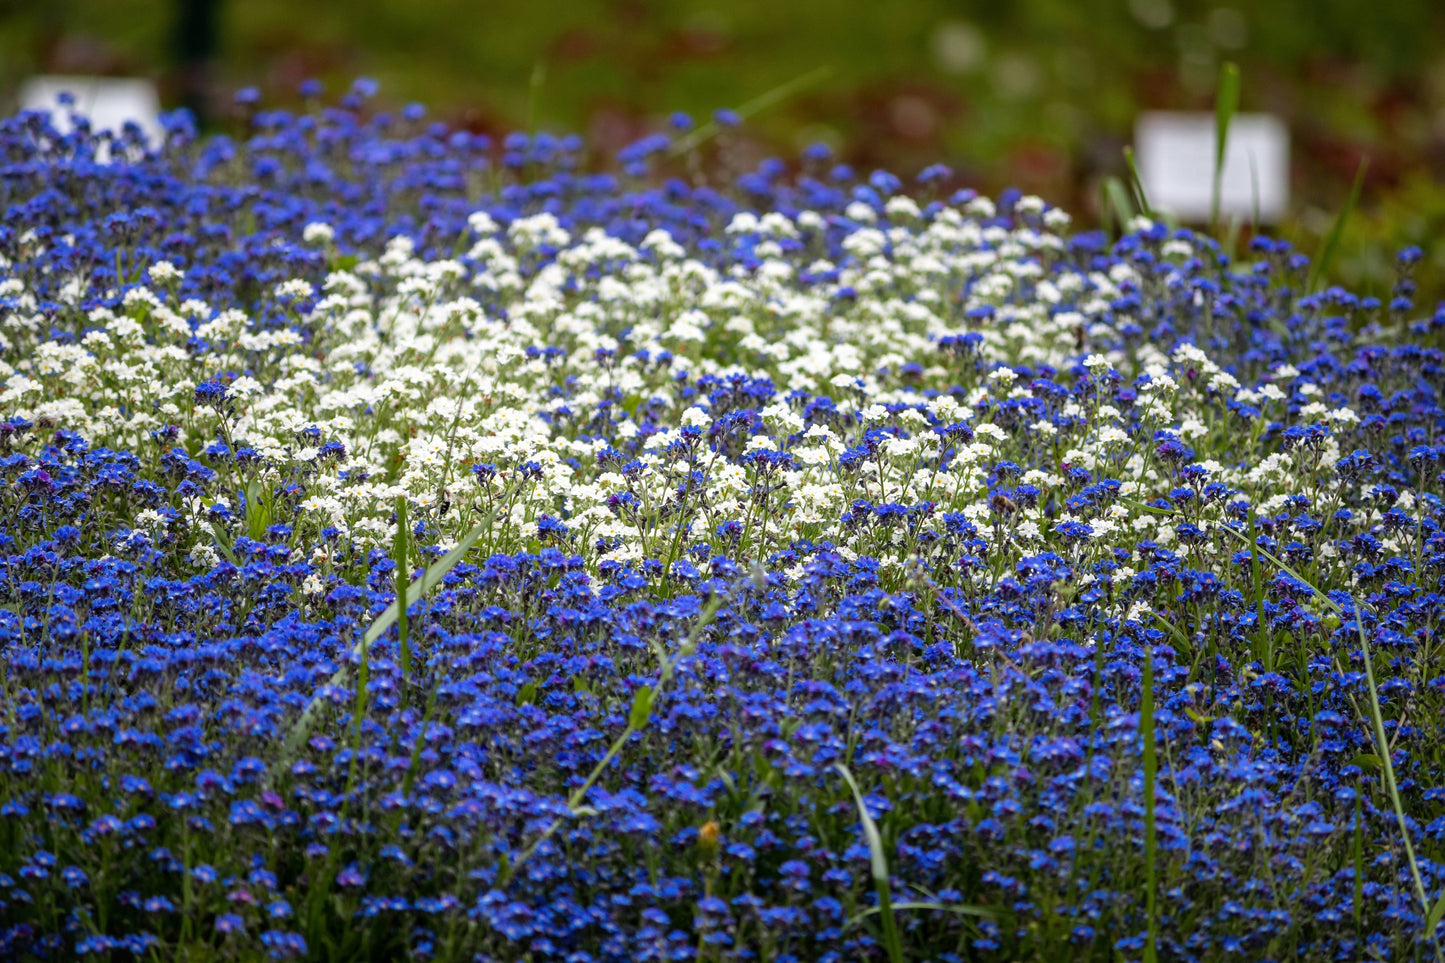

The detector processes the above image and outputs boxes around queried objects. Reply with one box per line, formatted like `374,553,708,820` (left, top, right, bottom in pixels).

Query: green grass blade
1142,640,1158,963
1354,785,1364,931
1221,213,1243,264
850,901,995,924
835,763,904,963
1218,521,1441,958
1103,176,1135,238
669,65,832,157
1249,151,1261,229
364,518,489,647
1248,507,1269,670
1211,61,1241,228
1308,157,1368,293
1123,145,1153,219
1353,603,1434,944
526,60,547,141
394,496,412,684
268,516,491,786
1427,892,1445,945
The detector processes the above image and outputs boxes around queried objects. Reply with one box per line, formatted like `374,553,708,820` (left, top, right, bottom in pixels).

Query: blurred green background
3,0,1445,302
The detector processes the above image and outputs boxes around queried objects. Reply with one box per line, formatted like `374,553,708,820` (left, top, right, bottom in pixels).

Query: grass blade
669,65,832,157
1353,602,1434,950
1123,145,1153,219
1142,639,1158,963
835,763,903,963
1354,782,1365,932
268,516,491,786
1217,521,1442,958
1103,176,1135,238
526,59,547,140
850,901,995,924
501,596,723,888
394,496,412,685
1249,151,1261,229
1211,61,1241,228
1308,157,1368,293
1428,892,1445,946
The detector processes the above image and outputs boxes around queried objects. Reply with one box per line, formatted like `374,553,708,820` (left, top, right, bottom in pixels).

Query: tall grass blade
835,763,904,963
1142,641,1158,963
850,902,994,922
1211,61,1241,228
394,497,412,685
268,516,490,785
1427,892,1445,947
1123,145,1153,219
1353,604,1436,955
501,597,722,887
1218,521,1442,959
1354,784,1364,932
669,65,832,157
1308,157,1367,293
526,60,547,140
1221,213,1244,265
1103,176,1135,238
1249,151,1261,229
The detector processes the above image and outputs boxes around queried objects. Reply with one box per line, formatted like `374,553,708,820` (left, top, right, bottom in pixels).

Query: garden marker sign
19,75,164,151
1135,110,1289,222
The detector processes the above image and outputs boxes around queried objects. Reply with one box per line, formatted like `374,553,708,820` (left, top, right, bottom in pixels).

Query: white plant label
1135,111,1289,223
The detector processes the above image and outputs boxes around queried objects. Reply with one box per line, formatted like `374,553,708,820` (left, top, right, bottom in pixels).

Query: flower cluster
1,83,1444,961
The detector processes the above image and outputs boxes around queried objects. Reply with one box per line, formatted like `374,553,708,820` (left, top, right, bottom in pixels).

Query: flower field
1,86,1445,962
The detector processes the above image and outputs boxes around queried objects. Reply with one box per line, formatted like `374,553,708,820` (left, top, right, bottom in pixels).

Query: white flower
303,222,335,245
276,279,316,300
467,211,499,234
148,261,183,284
974,423,1007,444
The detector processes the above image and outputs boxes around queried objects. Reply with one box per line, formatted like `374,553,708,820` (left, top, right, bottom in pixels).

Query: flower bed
0,86,1443,961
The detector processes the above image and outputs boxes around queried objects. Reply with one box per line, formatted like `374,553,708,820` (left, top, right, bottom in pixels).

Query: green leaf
1308,157,1368,293
245,477,270,541
209,522,239,566
1211,61,1241,227
516,682,537,706
1426,892,1445,944
628,685,654,731
1351,753,1383,770
1184,707,1214,725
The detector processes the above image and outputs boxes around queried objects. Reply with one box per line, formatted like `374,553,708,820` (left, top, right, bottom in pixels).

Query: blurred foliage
2,0,1444,303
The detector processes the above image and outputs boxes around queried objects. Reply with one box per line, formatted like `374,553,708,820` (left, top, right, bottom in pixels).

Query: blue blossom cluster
0,82,1444,961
